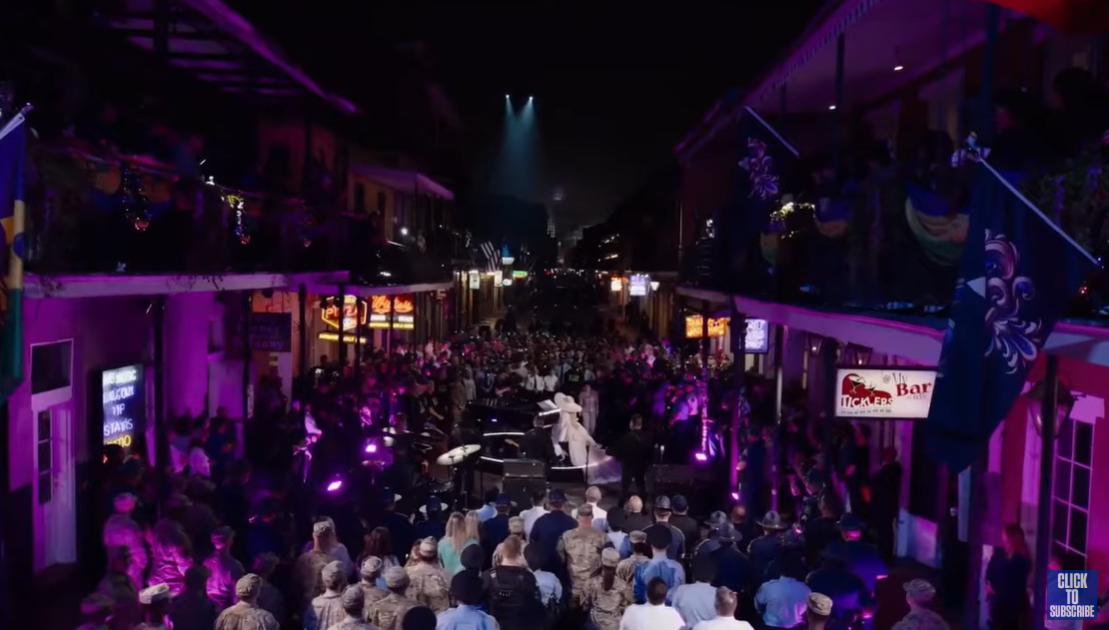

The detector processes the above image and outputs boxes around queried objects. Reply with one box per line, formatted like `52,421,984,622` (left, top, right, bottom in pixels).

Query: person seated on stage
521,415,556,464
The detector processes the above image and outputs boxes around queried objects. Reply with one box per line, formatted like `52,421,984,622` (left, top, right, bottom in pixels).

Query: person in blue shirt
632,526,685,604
476,488,499,522
529,489,576,576
480,494,512,566
436,571,499,630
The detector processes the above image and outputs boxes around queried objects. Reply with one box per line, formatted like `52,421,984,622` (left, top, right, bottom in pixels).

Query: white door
32,404,76,572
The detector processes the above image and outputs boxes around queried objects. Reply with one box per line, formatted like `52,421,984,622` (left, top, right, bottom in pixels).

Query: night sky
227,1,821,230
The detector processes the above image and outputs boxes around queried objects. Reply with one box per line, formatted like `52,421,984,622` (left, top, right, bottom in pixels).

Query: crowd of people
80,324,962,630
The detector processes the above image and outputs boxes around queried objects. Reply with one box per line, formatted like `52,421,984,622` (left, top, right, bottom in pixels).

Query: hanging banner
834,367,937,419
102,365,144,452
468,271,480,290
744,319,770,354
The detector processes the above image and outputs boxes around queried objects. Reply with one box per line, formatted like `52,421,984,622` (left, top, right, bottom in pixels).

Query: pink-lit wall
997,358,1109,627
7,296,153,490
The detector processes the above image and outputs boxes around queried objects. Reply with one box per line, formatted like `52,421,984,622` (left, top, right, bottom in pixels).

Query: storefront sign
102,365,144,452
369,294,416,330
610,278,623,292
318,332,369,344
685,315,729,339
512,270,528,279
468,271,480,290
502,279,513,287
745,319,770,354
248,312,292,352
321,295,366,332
834,367,937,419
629,274,649,296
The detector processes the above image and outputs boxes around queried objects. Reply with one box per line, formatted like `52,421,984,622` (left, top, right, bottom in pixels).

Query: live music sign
833,367,937,420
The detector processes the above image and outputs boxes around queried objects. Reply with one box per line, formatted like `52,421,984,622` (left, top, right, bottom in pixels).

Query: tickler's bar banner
834,367,936,419
102,365,144,452
369,294,416,330
321,295,366,332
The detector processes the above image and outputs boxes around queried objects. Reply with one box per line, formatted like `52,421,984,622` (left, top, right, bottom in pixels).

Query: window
36,410,52,504
31,340,72,395
1053,418,1093,565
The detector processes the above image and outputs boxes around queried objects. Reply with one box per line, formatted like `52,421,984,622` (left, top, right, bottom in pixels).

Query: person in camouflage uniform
405,538,451,613
102,492,148,591
366,567,418,630
292,520,339,612
251,553,286,628
615,531,650,589
327,585,378,630
891,580,950,630
214,574,279,630
357,556,389,608
558,503,606,607
582,548,630,630
307,561,348,630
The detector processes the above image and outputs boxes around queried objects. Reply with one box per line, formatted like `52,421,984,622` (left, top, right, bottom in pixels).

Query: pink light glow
731,492,739,501
326,480,343,493
694,452,709,462
365,443,378,454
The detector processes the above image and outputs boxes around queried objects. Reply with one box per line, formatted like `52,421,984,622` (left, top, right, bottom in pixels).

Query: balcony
25,142,455,286
680,163,1109,321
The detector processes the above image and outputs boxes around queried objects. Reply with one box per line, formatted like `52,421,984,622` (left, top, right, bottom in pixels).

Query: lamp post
1028,356,1075,630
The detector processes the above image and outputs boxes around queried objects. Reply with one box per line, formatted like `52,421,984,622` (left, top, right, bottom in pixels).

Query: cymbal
436,444,482,466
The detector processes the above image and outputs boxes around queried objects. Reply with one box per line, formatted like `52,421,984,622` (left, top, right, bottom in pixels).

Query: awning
351,164,454,201
98,0,356,114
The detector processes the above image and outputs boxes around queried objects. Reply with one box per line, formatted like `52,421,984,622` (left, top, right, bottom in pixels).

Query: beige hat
384,566,410,589
341,584,364,609
360,556,384,578
629,530,647,544
139,583,171,605
418,537,438,558
601,548,620,568
321,560,345,587
904,579,937,604
313,520,335,537
807,592,833,617
236,574,264,599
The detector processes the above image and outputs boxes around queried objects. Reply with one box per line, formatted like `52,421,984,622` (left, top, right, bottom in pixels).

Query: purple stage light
365,442,378,454
694,452,708,462
730,491,739,501
326,479,343,493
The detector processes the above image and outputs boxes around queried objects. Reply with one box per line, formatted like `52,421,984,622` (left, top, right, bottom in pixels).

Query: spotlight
828,105,837,111
694,452,709,463
325,479,343,493
528,96,533,101
893,65,904,71
364,442,378,454
505,94,510,98
730,491,739,501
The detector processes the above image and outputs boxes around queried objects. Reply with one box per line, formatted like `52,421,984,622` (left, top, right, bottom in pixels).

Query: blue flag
722,107,798,291
925,163,1099,471
0,113,26,399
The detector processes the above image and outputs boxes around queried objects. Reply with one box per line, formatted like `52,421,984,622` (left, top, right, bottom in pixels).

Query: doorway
32,404,76,573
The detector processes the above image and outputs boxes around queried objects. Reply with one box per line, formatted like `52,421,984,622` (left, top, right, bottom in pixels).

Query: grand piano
466,396,586,483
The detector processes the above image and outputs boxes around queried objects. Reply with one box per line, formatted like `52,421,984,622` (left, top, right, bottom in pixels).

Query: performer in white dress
553,393,620,485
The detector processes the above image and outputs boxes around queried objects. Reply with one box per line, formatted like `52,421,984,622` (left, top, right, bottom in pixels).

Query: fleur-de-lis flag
925,162,1099,471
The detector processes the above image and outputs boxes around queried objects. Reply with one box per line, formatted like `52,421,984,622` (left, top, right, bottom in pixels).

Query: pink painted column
164,292,217,421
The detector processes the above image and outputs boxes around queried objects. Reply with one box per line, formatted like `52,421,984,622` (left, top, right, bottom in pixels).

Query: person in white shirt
525,366,542,392
520,491,549,541
543,368,559,392
620,577,686,630
572,486,609,531
691,587,755,630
